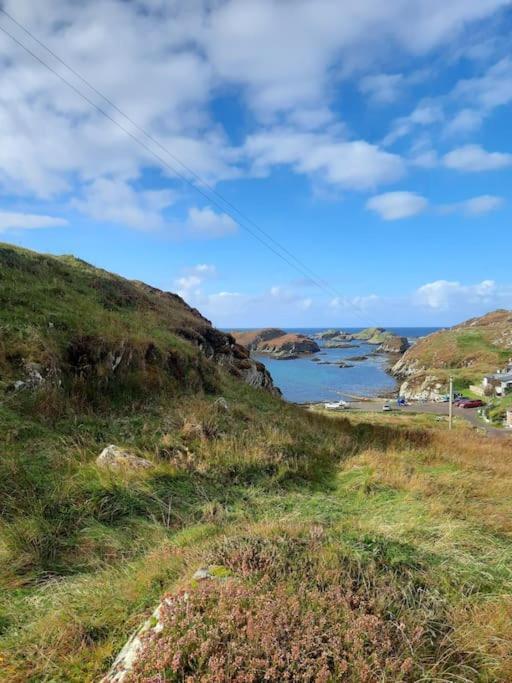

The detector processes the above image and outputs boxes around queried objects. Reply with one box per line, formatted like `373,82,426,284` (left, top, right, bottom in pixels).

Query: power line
0,11,379,326
0,6,336,298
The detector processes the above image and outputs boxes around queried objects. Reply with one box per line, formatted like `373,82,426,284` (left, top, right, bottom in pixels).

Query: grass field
1,384,512,681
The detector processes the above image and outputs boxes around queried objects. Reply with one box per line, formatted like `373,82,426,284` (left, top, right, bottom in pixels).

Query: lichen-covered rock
96,445,153,470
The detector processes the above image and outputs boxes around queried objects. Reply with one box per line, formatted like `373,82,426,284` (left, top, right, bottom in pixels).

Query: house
482,366,512,396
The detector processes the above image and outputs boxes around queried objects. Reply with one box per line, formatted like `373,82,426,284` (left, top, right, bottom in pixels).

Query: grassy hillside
1,246,512,681
393,310,512,397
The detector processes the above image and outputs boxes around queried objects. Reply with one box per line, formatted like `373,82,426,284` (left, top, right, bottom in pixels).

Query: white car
382,403,392,412
325,400,349,410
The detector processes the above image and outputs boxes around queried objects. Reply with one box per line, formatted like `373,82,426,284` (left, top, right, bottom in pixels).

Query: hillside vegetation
1,246,512,681
393,310,512,399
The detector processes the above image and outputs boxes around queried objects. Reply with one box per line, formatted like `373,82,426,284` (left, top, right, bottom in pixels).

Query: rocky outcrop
96,445,154,470
232,328,286,350
257,333,320,359
323,341,357,348
233,329,319,359
379,335,409,354
353,327,385,341
314,329,354,341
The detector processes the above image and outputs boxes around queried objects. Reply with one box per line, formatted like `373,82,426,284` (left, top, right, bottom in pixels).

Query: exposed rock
232,329,319,359
323,341,358,348
231,328,286,351
350,355,369,361
379,336,410,354
12,362,46,391
192,567,212,580
96,445,154,470
314,329,353,341
213,397,229,412
338,362,354,368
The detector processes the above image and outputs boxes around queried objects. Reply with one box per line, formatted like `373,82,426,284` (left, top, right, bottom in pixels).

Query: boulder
96,445,153,470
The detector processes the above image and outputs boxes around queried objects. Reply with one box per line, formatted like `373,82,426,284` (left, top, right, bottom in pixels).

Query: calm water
246,327,440,403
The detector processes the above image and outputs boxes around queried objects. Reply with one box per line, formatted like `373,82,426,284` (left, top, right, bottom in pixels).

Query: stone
96,445,153,470
192,567,212,580
214,397,229,412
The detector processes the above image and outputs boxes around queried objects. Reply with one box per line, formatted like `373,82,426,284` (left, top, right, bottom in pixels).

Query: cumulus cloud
415,279,501,310
72,178,177,230
0,0,506,214
0,211,68,232
443,145,512,171
184,207,237,238
366,192,428,220
245,129,404,190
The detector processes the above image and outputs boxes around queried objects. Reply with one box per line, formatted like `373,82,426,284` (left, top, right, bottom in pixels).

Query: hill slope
0,243,275,404
392,310,512,398
1,247,512,682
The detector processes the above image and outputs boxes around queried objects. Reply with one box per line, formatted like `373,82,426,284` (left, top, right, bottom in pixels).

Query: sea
238,328,441,404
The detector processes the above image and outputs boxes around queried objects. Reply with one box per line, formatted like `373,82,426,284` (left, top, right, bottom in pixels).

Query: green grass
1,245,512,681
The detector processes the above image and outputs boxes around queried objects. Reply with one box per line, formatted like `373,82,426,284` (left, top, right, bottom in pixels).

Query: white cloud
0,211,68,232
72,177,176,230
0,0,505,213
360,70,430,104
415,279,500,310
443,145,512,171
444,108,484,136
245,128,405,190
440,194,504,216
383,102,443,145
175,262,218,300
184,207,237,238
452,58,512,113
366,192,428,220
359,73,405,104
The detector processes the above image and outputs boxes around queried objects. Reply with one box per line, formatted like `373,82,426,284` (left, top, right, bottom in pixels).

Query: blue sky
0,0,511,327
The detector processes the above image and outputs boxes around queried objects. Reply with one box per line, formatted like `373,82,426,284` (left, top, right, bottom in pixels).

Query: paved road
346,400,512,439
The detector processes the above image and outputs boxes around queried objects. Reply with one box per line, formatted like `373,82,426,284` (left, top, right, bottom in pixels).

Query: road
346,400,511,439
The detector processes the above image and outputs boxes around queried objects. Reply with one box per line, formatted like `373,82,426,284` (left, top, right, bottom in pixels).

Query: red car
454,397,471,406
460,399,485,409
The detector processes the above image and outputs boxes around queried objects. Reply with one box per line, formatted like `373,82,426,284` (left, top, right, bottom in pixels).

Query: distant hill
392,310,512,399
0,243,276,406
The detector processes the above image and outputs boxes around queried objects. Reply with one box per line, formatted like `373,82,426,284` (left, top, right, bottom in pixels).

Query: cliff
392,310,512,399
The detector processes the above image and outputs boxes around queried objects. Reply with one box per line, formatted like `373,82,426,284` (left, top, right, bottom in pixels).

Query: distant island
233,326,410,360
232,328,320,359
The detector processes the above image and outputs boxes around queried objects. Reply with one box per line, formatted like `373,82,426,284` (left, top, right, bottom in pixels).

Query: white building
483,370,512,396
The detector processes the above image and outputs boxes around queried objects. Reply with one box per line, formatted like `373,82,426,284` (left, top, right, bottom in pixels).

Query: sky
0,0,511,327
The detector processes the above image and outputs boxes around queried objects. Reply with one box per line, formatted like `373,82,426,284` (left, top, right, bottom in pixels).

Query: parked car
325,400,349,410
382,403,392,412
461,399,485,409
454,397,470,406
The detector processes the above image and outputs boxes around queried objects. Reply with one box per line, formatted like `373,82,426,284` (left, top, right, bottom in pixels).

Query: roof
485,372,512,382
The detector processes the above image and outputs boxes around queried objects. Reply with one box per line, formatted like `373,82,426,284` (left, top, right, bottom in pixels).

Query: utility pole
448,376,453,430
